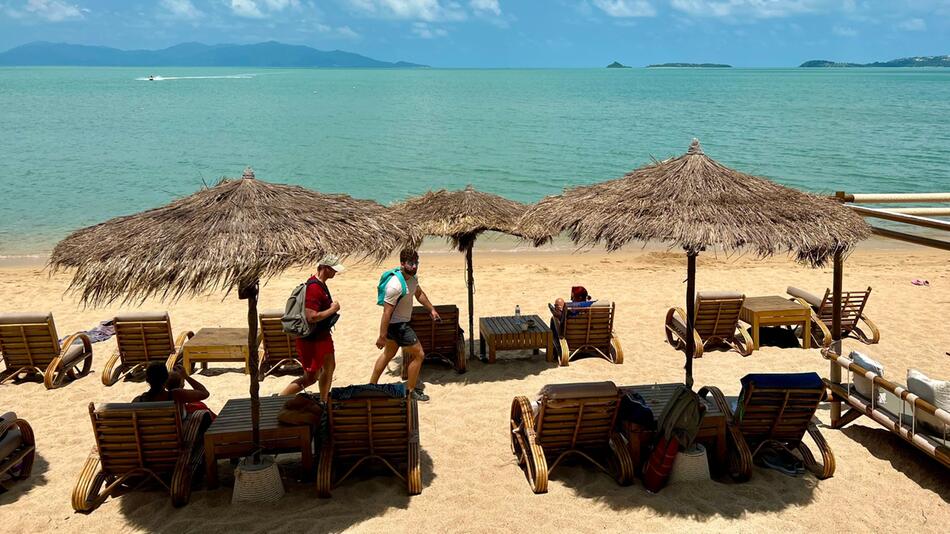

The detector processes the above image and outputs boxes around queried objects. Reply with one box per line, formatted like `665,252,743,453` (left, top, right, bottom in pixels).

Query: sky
0,0,948,67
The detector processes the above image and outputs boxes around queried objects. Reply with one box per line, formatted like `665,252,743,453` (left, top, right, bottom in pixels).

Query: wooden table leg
479,334,486,360
300,428,314,481
488,337,496,364
802,317,811,349
752,317,760,350
204,434,218,489
546,333,554,363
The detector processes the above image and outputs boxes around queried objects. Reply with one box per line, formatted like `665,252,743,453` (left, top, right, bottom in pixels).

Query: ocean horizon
2,66,948,256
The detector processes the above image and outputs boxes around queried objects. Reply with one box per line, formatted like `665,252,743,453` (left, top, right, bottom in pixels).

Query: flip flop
911,279,930,287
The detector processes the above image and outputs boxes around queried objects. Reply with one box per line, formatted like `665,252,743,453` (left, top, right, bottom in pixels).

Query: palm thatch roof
394,185,529,250
50,168,412,305
517,140,870,265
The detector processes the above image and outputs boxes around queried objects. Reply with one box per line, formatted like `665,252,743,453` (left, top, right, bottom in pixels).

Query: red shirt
304,275,332,341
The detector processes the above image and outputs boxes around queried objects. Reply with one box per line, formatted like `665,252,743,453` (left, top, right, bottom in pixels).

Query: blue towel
330,383,406,400
740,372,823,391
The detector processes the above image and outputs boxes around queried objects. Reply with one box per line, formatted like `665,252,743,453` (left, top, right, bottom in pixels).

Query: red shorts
295,335,334,374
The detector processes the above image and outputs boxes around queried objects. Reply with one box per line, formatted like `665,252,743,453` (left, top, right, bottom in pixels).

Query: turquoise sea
1,67,949,256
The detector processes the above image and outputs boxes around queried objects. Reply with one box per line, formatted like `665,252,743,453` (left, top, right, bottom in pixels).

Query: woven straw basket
669,444,711,484
232,456,285,503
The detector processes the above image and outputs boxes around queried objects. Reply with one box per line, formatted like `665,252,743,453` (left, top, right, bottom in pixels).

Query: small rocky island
607,61,631,68
647,63,731,68
801,56,950,67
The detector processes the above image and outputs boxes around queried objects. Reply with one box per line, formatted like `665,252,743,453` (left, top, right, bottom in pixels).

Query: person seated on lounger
554,286,598,317
133,362,214,418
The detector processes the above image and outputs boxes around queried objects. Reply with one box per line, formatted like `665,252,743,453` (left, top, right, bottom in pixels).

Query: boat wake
135,74,257,81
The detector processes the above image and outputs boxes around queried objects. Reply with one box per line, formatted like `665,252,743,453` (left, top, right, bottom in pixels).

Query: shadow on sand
550,458,818,520
0,451,48,505
118,449,436,532
840,425,950,503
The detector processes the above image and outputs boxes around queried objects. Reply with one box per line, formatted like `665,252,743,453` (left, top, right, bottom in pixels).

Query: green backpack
377,268,408,306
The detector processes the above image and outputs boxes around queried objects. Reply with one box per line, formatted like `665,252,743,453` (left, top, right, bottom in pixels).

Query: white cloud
228,0,300,18
411,21,448,37
15,0,84,21
592,0,655,17
344,0,467,22
315,23,361,38
470,0,500,16
670,0,828,19
897,18,926,31
832,24,857,37
160,0,202,20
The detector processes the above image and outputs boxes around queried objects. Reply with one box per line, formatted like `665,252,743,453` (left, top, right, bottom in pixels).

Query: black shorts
386,322,418,347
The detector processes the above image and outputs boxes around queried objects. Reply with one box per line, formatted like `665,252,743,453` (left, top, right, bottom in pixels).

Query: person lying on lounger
554,286,597,317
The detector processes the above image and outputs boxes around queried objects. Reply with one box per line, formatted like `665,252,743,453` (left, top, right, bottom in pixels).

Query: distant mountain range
0,41,426,68
800,55,950,68
647,63,731,68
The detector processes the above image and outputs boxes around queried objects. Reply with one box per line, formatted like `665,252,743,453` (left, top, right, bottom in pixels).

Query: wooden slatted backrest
113,312,176,365
329,395,411,466
259,311,297,363
736,374,824,447
0,312,60,368
694,293,744,340
817,287,871,330
535,382,620,455
89,401,183,476
408,304,460,356
562,303,615,350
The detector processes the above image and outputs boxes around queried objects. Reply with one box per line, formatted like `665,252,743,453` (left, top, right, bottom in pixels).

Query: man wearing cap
280,255,344,402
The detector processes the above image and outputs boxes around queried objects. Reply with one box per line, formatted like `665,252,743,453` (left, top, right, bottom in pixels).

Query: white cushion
906,368,950,436
850,351,883,399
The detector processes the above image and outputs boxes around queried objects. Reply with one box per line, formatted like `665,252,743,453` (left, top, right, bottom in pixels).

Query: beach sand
1,242,948,533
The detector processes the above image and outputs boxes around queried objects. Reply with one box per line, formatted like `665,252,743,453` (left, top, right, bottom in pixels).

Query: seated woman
553,286,597,317
133,362,215,420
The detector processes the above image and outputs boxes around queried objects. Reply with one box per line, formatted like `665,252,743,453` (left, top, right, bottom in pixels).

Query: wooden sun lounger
509,381,633,493
101,312,193,386
664,291,753,358
700,372,835,480
258,310,302,381
72,401,210,512
0,312,93,389
317,388,422,497
548,302,623,366
787,286,879,347
1,412,35,487
400,304,465,378
824,351,950,469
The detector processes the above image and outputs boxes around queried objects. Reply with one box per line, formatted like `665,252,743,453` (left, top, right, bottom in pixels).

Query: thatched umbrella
518,139,870,387
394,185,530,359
50,168,411,459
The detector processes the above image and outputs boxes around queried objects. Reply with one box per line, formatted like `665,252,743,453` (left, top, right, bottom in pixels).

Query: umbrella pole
245,280,261,464
684,252,697,389
830,249,843,422
466,245,475,360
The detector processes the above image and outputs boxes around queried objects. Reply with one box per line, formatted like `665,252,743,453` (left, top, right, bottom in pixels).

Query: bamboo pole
685,251,697,389
837,192,950,203
466,245,475,360
847,205,950,232
830,250,843,422
245,280,261,463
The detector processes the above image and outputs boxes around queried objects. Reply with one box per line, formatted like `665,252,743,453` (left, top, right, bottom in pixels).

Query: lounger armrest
59,332,92,358
697,385,735,423
0,414,34,447
858,314,881,344
173,330,195,357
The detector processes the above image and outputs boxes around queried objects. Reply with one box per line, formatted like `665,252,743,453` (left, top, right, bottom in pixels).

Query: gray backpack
281,280,317,338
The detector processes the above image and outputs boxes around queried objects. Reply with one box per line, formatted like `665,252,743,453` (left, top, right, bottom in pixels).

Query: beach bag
281,280,319,338
642,435,680,493
377,268,408,306
656,385,706,449
278,393,323,427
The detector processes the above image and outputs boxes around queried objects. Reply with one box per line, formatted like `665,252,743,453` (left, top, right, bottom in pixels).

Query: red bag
642,436,679,493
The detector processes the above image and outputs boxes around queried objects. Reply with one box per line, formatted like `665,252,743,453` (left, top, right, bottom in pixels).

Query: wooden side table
740,296,811,350
182,327,251,375
203,396,313,488
479,315,553,364
619,383,727,476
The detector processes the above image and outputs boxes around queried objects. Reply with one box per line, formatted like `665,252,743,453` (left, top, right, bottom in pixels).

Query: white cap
318,254,345,273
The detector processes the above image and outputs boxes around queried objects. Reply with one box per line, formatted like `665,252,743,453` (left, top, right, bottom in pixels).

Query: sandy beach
1,241,948,533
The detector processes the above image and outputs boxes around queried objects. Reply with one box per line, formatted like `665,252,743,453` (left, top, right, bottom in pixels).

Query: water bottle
514,305,521,318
